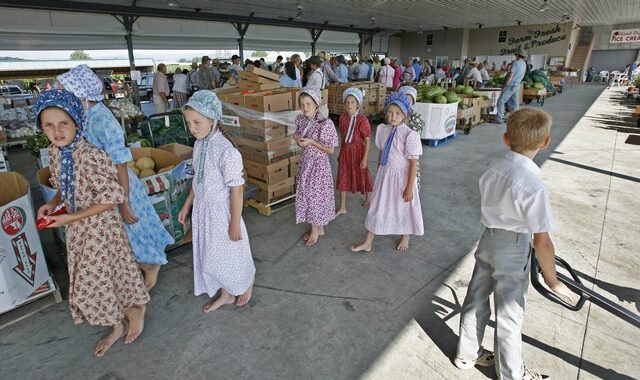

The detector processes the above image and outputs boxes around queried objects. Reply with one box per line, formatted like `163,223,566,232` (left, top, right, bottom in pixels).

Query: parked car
0,85,35,101
137,74,154,101
100,76,123,99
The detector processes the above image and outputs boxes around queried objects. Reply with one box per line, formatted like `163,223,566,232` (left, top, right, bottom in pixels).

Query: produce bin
139,111,194,148
413,102,458,140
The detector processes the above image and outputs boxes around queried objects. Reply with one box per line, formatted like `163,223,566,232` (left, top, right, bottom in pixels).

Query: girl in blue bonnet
57,64,174,290
35,89,149,357
178,90,256,313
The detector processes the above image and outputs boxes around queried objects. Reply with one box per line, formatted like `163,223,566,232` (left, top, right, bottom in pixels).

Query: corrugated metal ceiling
74,0,640,31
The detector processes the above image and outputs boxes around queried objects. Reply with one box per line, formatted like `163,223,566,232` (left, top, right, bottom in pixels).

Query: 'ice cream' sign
610,29,640,44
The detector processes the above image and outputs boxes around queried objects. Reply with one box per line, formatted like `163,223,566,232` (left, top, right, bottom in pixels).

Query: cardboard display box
413,102,458,140
240,70,279,84
244,91,293,112
243,158,290,184
235,140,300,165
289,153,300,177
240,81,281,92
246,65,281,82
246,176,296,204
0,172,53,314
157,143,193,161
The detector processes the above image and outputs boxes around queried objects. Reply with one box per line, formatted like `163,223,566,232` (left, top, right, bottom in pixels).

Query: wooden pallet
245,193,296,216
423,133,457,148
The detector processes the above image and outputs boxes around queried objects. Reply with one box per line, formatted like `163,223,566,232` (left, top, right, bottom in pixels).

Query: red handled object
36,206,68,230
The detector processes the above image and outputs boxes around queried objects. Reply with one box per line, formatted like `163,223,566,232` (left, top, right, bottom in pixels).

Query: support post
309,25,326,57
115,14,140,106
233,13,253,63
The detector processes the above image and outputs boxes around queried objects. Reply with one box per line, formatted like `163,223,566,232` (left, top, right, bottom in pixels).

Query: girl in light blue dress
58,64,174,290
279,61,302,88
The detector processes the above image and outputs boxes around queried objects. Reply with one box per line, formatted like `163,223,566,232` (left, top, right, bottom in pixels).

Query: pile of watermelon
524,70,554,92
415,84,460,104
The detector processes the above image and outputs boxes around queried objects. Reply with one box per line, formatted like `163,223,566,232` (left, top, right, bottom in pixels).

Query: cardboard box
157,143,193,160
246,65,281,82
246,176,295,204
0,172,52,314
286,88,328,110
243,158,290,184
240,70,279,84
413,102,457,140
228,91,247,107
240,81,281,92
244,91,293,112
289,153,300,177
234,140,300,165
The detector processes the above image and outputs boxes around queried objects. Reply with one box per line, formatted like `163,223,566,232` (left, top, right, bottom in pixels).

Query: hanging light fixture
369,16,376,27
539,0,550,12
295,2,303,19
417,26,424,35
167,0,179,7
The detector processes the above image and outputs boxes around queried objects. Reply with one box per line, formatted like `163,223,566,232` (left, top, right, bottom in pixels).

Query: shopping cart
530,249,640,328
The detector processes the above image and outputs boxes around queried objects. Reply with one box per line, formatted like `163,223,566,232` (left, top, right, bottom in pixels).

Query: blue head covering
398,86,418,104
183,90,222,184
342,87,363,144
380,92,412,166
34,89,86,211
57,64,105,102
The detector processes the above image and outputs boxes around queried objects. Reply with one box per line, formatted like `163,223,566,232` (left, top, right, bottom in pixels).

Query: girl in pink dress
351,92,424,252
294,87,339,246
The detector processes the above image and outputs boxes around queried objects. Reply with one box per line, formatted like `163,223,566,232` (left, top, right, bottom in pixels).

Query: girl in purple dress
351,92,424,252
294,87,339,246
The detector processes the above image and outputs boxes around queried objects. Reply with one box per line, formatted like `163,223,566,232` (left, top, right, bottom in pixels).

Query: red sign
1,207,25,236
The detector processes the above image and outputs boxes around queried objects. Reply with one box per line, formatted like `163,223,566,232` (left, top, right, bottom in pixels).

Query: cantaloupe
157,165,174,174
140,169,156,178
127,160,136,168
130,167,140,176
135,157,155,171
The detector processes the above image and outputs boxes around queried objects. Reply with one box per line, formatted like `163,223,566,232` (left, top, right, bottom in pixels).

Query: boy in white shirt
454,108,578,380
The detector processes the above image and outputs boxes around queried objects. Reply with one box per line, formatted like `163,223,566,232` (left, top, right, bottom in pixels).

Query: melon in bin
445,91,459,103
463,86,474,95
434,95,447,104
455,85,466,94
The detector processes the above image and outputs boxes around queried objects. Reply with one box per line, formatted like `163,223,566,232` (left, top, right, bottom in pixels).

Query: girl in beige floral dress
34,90,149,357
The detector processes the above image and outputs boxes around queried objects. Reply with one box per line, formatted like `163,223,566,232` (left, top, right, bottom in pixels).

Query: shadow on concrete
573,269,640,313
547,157,640,184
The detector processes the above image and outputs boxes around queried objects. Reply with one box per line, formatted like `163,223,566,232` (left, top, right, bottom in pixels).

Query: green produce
434,95,447,104
482,96,490,100
425,86,444,100
445,91,459,103
25,132,50,158
458,103,468,110
455,85,466,94
533,82,545,90
463,86,474,95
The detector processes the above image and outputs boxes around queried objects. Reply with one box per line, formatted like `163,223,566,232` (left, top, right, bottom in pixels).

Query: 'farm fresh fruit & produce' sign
500,25,567,55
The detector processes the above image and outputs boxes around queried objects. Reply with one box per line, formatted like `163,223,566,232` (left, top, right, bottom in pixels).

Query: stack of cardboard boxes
218,71,330,208
327,82,386,115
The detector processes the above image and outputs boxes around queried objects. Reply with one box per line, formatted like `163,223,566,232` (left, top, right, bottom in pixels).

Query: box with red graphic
0,172,53,314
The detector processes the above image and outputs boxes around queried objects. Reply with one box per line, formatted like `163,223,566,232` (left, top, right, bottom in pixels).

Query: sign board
610,28,640,44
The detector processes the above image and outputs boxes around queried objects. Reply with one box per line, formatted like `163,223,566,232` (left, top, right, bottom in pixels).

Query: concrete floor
1,84,639,380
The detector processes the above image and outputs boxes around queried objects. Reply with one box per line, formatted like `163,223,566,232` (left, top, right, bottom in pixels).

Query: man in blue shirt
412,59,423,82
492,49,527,124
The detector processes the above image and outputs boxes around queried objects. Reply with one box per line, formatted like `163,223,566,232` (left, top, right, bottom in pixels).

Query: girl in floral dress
35,90,149,357
294,87,339,246
335,87,373,216
351,92,424,252
57,65,174,290
398,85,425,188
178,90,255,313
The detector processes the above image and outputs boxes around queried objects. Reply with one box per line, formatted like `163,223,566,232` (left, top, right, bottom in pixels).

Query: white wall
590,22,640,61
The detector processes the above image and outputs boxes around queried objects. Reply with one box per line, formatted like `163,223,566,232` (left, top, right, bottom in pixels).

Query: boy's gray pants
456,227,532,380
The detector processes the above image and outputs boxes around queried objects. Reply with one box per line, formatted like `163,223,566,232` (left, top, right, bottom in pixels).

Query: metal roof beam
0,0,373,34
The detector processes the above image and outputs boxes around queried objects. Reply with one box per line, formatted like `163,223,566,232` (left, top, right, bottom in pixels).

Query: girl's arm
178,188,194,226
228,185,243,241
115,163,138,224
46,203,116,228
37,190,62,218
403,159,418,202
361,137,371,169
308,139,335,154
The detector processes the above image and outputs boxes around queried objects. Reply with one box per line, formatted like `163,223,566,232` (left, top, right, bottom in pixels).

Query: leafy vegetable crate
139,111,194,148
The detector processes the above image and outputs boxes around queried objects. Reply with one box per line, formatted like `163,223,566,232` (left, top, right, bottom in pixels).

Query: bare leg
204,288,236,313
336,192,347,216
138,263,161,291
236,281,254,307
362,192,372,207
123,304,146,344
351,231,375,252
94,321,126,357
397,235,410,251
306,225,323,246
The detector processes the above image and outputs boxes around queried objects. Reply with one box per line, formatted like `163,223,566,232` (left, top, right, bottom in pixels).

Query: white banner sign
610,28,640,44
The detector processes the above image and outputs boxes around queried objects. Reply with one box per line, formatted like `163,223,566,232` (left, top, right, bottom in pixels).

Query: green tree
251,50,268,58
70,50,92,60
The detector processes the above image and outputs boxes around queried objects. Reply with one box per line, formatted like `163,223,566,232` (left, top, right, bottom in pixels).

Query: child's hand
229,223,242,241
298,138,314,148
37,203,56,219
403,187,413,202
46,213,75,228
548,281,580,305
178,206,190,226
119,201,139,224
360,159,368,169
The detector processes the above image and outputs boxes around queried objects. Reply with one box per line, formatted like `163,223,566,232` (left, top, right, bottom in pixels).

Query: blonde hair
506,108,552,152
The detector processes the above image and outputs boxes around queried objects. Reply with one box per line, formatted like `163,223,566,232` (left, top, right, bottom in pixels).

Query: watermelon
434,95,447,104
482,95,490,100
426,86,444,100
533,82,545,90
458,103,468,110
445,91,459,103
463,86,474,95
455,85,466,94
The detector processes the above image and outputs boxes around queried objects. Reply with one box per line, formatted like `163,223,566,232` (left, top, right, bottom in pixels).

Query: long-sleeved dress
336,113,373,194
364,123,424,236
192,131,255,297
50,140,149,326
295,114,339,226
85,102,174,265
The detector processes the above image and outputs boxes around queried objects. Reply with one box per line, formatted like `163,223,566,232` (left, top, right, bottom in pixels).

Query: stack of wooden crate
327,82,386,115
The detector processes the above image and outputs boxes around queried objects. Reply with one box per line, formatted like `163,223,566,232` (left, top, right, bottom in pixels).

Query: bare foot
362,196,371,207
335,208,347,217
123,304,146,344
139,264,161,291
236,282,254,307
303,228,324,242
306,229,320,246
94,321,126,357
204,289,235,313
350,242,372,252
396,235,410,251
